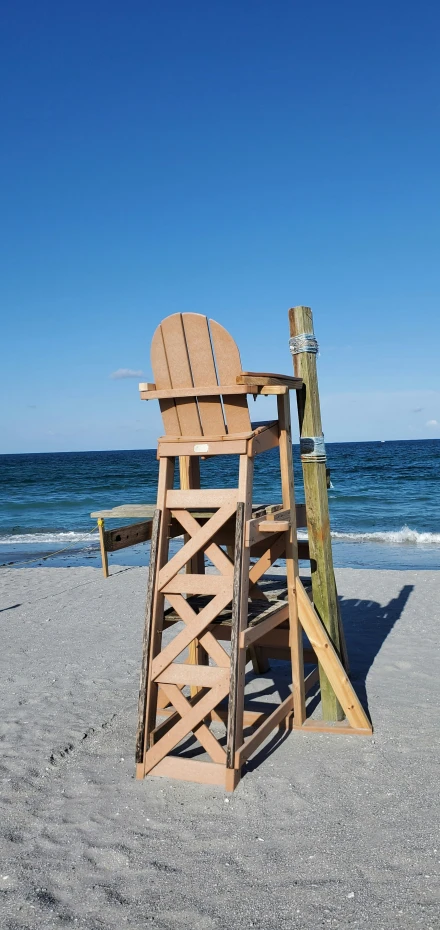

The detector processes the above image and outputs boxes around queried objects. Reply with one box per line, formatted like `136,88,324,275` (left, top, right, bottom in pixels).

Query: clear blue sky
1,0,439,453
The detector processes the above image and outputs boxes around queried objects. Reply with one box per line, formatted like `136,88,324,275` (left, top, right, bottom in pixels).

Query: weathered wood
150,590,233,680
208,318,252,433
173,508,234,577
289,305,344,721
158,499,237,589
235,693,294,766
294,718,372,736
91,504,155,519
243,602,289,646
179,455,207,697
277,391,306,725
143,676,230,775
149,757,226,786
97,518,109,578
155,665,228,687
161,574,232,595
166,489,237,508
140,383,259,400
296,579,371,731
251,423,280,456
181,314,227,434
135,509,161,764
226,500,245,770
143,456,175,755
159,683,227,763
245,508,290,547
157,313,202,435
104,520,152,552
237,371,303,389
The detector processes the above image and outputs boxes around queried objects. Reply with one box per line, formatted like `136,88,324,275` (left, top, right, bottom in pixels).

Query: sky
1,0,440,453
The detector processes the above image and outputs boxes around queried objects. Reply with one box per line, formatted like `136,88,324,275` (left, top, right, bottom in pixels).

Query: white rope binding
289,332,319,355
300,435,326,463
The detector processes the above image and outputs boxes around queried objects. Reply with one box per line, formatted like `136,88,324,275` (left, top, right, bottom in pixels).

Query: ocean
1,440,439,571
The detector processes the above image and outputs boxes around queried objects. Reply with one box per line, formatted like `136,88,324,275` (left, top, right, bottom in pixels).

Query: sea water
1,440,439,570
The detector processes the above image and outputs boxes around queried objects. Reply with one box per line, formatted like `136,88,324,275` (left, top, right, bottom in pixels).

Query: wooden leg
141,456,175,769
98,518,109,578
226,454,253,775
136,508,161,770
277,394,306,725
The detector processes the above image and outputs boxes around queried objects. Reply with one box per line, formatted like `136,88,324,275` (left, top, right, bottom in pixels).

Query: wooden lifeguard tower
135,311,371,791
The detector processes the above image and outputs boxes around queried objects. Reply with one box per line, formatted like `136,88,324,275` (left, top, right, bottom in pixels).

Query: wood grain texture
97,518,109,578
243,602,289,646
143,677,230,775
277,391,306,725
289,305,343,721
143,456,175,754
159,684,227,764
149,322,182,435
296,579,371,731
226,501,245,769
237,371,303,389
158,499,237,589
140,384,257,400
104,520,152,552
235,693,294,766
179,456,207,695
149,757,226,786
155,665,228,687
150,590,233,680
209,318,251,434
226,453,253,773
181,313,227,435
136,509,161,763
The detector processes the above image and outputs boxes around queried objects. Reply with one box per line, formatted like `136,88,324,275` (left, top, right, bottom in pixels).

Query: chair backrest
151,312,252,437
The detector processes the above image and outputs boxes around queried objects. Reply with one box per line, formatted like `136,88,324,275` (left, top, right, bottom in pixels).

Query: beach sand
1,565,439,929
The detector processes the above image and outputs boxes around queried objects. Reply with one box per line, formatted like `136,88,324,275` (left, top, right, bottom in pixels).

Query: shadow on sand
174,580,414,774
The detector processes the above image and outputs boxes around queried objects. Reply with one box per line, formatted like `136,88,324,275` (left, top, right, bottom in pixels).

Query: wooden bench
90,503,309,578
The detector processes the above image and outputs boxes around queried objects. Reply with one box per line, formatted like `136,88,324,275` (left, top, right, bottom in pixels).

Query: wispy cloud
110,368,144,380
426,419,439,427
412,407,423,413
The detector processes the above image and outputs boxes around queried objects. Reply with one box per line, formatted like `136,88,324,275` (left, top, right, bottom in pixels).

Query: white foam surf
331,525,440,546
0,532,98,546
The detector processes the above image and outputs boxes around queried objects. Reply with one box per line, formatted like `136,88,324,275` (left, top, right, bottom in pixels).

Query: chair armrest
139,384,260,400
236,371,303,390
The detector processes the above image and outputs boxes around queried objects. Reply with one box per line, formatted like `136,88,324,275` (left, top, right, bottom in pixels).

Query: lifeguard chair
136,312,370,791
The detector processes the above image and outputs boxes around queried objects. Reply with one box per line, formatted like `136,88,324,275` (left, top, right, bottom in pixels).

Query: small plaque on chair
194,443,209,453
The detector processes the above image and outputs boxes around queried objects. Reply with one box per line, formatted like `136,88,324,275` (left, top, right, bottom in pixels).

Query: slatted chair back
151,312,251,437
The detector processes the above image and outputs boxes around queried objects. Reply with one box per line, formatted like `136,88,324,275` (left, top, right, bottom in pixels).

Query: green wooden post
289,305,344,721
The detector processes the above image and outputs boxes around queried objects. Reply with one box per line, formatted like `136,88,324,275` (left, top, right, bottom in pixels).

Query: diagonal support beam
151,591,232,680
296,579,372,731
162,683,227,764
172,508,234,576
249,533,287,586
143,677,230,774
158,499,237,589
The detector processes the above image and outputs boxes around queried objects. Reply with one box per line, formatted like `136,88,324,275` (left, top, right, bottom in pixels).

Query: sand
1,564,439,929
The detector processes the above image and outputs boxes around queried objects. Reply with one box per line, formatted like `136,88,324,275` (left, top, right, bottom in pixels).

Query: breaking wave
0,532,98,546
331,526,440,546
